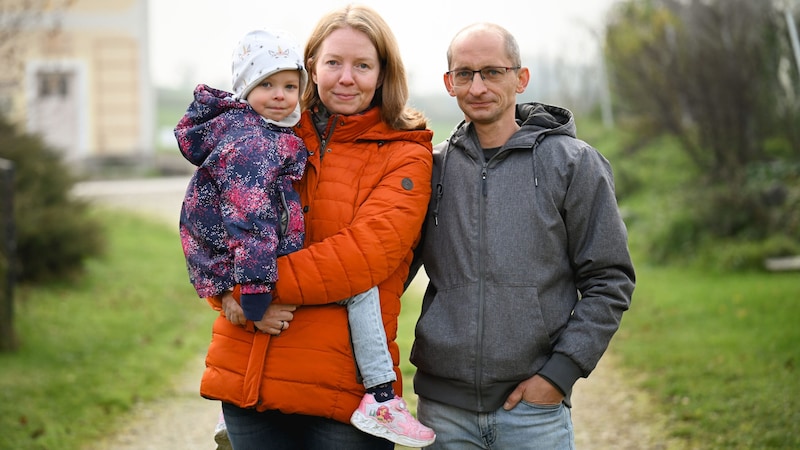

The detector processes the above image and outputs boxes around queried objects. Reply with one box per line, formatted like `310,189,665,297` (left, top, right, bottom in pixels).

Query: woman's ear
377,70,385,89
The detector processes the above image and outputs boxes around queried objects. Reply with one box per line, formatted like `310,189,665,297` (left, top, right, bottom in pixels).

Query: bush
705,235,800,271
593,119,800,271
0,117,105,283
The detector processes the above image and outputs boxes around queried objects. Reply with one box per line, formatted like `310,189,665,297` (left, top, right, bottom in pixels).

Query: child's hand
221,291,246,325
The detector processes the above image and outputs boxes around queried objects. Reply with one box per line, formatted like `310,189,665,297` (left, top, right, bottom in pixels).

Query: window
38,72,70,98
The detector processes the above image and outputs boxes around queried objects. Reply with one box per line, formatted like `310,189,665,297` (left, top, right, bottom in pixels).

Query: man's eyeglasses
446,66,521,87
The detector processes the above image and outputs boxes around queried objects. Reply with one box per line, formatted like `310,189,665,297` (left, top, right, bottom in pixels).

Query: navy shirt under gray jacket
409,102,635,412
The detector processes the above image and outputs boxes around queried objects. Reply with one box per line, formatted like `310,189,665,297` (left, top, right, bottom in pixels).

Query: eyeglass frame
445,66,522,87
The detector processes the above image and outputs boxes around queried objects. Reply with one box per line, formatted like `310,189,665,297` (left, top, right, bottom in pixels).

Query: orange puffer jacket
200,107,433,424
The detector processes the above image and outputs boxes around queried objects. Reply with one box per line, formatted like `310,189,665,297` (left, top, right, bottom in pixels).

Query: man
408,23,636,449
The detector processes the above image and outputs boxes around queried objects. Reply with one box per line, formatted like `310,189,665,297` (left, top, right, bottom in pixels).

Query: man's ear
516,67,530,94
444,72,457,97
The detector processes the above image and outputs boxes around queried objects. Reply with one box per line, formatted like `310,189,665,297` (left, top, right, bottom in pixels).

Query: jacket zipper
476,161,489,410
318,117,339,164
481,167,488,197
279,191,289,235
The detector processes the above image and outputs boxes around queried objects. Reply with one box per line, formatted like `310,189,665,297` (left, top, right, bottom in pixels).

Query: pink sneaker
351,394,436,447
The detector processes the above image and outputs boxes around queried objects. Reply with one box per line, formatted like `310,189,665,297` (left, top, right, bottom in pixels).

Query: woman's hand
221,292,298,335
254,303,297,335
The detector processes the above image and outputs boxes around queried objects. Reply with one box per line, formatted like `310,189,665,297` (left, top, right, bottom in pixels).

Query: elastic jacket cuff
537,352,583,400
240,292,273,321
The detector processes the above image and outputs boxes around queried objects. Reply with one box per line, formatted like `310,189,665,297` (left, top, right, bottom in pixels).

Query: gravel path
76,177,681,450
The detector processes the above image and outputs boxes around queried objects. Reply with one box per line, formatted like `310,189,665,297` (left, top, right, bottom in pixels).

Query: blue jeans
221,402,393,450
417,396,575,450
338,286,396,388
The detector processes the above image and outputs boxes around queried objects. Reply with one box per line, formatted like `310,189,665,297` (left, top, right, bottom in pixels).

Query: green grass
398,273,427,396
0,210,213,450
613,263,800,449
394,275,426,450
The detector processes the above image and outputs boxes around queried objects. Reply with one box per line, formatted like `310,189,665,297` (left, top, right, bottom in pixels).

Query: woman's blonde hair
302,4,427,130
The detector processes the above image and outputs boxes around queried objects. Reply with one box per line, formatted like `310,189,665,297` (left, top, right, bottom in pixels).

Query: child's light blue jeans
339,286,396,389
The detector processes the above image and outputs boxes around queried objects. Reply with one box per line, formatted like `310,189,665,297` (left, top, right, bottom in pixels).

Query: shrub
0,117,105,283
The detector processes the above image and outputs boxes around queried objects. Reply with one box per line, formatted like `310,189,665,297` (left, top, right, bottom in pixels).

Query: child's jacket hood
175,84,263,166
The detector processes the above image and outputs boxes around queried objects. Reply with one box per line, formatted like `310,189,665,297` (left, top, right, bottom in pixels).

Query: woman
199,5,433,449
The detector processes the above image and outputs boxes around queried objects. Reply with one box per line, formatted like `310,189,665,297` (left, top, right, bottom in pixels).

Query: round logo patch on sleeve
401,178,414,190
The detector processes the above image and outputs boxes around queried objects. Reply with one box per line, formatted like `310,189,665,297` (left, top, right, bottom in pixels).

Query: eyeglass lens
449,67,517,86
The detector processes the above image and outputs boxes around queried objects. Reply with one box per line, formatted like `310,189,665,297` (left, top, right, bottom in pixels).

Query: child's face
246,70,301,122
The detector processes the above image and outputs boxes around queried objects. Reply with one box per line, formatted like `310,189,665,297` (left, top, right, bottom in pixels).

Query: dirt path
76,177,679,450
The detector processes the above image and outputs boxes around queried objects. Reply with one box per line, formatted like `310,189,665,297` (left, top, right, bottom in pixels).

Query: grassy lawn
613,263,800,449
0,210,213,450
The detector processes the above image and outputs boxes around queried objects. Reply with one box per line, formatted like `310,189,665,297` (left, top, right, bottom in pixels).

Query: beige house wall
2,0,153,163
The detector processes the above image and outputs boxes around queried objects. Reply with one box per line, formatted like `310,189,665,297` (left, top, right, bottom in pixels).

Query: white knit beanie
231,29,307,102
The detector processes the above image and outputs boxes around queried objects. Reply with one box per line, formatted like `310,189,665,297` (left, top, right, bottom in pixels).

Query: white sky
148,0,619,95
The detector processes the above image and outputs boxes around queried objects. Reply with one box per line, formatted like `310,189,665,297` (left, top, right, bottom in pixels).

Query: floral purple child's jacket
175,84,306,320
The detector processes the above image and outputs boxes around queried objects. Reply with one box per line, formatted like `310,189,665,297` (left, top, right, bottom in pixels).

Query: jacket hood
174,84,254,166
517,102,576,137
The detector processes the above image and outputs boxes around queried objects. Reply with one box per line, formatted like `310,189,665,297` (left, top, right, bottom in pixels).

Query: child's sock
366,382,395,402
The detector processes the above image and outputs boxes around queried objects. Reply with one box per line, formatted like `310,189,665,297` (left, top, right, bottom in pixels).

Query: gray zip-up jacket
409,102,635,412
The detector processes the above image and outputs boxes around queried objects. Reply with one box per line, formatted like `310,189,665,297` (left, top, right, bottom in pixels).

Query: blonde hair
302,4,427,130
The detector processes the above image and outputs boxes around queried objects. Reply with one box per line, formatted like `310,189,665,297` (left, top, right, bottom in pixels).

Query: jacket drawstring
532,133,548,187
432,146,448,226
433,123,463,227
